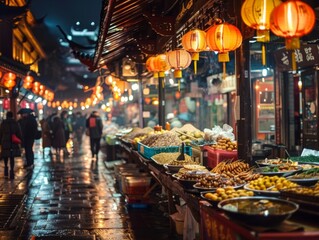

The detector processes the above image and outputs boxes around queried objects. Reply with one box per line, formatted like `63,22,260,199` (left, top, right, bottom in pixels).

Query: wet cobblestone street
0,139,174,240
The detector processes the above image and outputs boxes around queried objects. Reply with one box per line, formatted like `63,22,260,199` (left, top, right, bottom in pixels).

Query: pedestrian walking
72,111,86,148
60,110,72,156
51,114,66,156
0,111,22,179
40,118,52,158
18,109,38,168
86,111,103,160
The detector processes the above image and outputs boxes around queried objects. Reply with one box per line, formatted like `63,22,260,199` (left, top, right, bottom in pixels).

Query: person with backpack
86,111,103,160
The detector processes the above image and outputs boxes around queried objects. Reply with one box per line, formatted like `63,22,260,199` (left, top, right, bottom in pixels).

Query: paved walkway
0,138,174,240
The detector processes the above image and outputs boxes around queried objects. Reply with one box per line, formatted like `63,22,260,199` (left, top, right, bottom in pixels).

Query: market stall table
200,201,319,240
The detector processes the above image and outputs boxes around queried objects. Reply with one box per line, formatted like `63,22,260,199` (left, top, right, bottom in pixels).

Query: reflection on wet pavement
0,138,174,240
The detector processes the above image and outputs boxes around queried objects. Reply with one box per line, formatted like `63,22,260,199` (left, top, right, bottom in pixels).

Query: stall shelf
118,140,319,239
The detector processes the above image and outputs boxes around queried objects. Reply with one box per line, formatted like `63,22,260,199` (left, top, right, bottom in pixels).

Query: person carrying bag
0,111,22,179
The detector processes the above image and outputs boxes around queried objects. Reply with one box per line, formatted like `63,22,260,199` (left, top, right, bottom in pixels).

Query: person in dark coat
51,114,66,155
40,118,52,158
0,111,22,179
18,111,38,168
86,111,103,159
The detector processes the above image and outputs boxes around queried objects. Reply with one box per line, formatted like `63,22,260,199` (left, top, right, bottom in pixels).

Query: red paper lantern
270,0,315,49
2,72,17,90
270,0,315,70
182,29,207,74
23,75,34,90
206,22,242,78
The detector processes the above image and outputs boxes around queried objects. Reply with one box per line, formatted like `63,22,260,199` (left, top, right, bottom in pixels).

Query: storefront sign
220,75,236,93
274,44,319,71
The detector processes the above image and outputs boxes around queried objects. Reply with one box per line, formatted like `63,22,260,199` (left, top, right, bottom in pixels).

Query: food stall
114,124,319,239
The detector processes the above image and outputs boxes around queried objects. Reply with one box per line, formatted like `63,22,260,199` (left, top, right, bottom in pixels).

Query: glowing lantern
241,0,282,65
270,0,315,71
154,54,170,77
2,72,16,90
32,81,40,94
39,84,46,96
166,49,192,78
23,75,34,89
206,22,242,79
52,102,56,108
144,97,151,105
146,56,159,78
47,101,52,107
181,29,207,74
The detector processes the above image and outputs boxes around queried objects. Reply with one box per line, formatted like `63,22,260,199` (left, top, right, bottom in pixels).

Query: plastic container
120,172,150,194
124,176,152,195
138,142,192,159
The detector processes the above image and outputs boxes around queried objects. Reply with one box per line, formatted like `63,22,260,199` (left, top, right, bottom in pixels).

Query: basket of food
138,132,192,159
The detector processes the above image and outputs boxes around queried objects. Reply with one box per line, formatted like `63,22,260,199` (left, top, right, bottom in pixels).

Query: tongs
176,142,185,161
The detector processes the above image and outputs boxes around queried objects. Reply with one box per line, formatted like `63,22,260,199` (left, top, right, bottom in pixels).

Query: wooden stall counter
203,146,238,169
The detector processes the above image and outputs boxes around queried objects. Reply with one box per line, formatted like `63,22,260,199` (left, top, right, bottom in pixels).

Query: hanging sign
274,44,319,71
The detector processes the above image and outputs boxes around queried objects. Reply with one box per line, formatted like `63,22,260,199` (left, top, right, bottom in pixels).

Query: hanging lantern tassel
191,52,199,74
178,79,180,92
291,51,297,73
285,37,300,73
218,52,229,80
262,44,266,66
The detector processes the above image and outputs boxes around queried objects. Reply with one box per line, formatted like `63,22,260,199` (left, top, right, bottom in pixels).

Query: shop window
254,77,275,140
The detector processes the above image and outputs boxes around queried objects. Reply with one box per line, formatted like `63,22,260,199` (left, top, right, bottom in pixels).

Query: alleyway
0,138,174,240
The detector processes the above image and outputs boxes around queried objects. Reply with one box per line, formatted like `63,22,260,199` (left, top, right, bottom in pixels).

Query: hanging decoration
166,49,192,91
154,54,170,78
23,74,34,89
146,56,159,78
181,29,207,74
241,0,282,66
270,0,315,71
2,72,17,90
206,21,242,79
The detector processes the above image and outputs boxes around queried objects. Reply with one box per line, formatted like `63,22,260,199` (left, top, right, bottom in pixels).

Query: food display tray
138,142,192,159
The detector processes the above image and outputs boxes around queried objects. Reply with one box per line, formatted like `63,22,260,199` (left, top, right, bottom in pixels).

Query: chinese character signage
274,44,319,71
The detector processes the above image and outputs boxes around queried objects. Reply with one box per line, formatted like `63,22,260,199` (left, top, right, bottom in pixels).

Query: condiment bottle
165,122,171,130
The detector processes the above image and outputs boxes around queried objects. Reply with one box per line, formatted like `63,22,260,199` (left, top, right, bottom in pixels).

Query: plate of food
193,174,244,192
200,187,254,206
286,168,319,186
243,175,299,196
255,165,303,177
255,158,289,167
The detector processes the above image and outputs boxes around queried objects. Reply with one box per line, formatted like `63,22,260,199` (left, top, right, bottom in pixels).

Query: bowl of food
177,171,208,189
218,197,299,227
164,164,184,173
